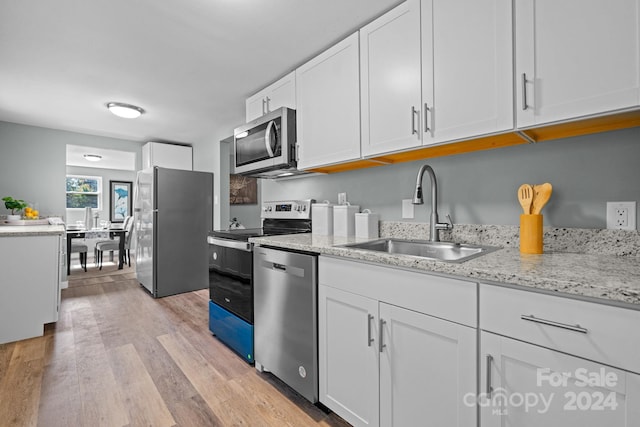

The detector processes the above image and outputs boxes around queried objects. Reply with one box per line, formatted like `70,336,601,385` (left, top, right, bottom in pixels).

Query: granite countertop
250,228,640,308
0,224,65,236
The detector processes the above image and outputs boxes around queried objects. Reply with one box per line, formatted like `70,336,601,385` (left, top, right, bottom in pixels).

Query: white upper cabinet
296,33,361,169
422,0,513,145
142,142,193,171
515,0,640,128
360,0,422,157
245,71,296,122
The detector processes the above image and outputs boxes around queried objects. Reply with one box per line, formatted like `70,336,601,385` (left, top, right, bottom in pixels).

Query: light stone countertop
0,224,65,236
249,232,640,308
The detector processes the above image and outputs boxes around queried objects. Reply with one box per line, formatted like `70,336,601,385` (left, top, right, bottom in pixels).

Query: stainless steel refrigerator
134,167,213,298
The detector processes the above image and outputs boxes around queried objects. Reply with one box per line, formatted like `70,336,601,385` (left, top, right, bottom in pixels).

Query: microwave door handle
264,120,276,158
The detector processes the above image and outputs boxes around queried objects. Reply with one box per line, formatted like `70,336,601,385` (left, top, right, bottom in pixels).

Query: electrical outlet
606,201,636,230
402,199,414,219
338,192,347,205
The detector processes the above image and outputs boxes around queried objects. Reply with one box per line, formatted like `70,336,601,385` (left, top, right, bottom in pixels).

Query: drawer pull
520,314,588,334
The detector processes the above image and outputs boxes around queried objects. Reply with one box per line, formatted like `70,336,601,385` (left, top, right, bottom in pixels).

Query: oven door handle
207,236,252,252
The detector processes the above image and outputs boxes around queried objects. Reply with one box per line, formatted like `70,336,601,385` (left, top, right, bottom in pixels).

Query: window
66,175,102,209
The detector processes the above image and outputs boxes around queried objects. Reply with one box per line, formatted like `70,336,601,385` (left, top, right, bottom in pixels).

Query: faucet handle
434,214,453,231
445,214,454,230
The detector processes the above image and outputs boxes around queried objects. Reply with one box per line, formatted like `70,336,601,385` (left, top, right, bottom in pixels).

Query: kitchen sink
339,238,498,263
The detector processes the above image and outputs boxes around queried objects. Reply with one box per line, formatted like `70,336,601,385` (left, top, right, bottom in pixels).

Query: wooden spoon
531,183,552,214
517,184,534,214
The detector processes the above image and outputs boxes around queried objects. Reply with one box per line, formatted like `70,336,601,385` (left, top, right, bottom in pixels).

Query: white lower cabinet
481,332,640,426
480,283,640,426
319,258,640,426
319,285,379,427
318,256,477,427
379,303,476,427
0,234,61,344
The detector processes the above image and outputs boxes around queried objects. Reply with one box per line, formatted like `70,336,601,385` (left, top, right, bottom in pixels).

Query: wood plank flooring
0,262,351,427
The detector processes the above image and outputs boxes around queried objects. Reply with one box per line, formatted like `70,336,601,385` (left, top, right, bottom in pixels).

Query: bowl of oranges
23,206,39,220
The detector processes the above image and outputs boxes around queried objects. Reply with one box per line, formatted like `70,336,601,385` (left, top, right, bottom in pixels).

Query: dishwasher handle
255,248,312,278
259,259,306,278
273,263,287,271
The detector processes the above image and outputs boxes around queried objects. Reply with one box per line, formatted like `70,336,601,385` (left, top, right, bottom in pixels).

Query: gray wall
191,127,240,231
229,187,262,228
263,127,640,229
0,119,242,231
0,121,142,220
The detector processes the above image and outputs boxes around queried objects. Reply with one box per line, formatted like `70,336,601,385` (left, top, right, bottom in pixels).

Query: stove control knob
302,205,307,212
268,206,273,212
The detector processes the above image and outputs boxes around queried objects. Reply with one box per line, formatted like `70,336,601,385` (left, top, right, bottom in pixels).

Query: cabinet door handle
262,98,267,116
379,318,387,352
411,106,419,136
265,96,271,114
367,314,374,347
424,102,431,133
486,354,494,397
520,314,588,334
521,73,528,111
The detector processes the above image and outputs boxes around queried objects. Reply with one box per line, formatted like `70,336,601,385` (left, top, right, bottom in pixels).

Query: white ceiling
0,0,400,144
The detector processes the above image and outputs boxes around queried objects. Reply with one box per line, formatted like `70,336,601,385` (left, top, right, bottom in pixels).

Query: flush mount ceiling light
107,102,145,119
83,154,102,162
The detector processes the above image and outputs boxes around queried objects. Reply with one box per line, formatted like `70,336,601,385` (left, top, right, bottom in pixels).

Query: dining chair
70,241,88,272
95,216,134,270
94,215,131,265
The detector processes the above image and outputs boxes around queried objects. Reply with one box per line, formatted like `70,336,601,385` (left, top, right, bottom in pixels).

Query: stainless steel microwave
233,107,298,178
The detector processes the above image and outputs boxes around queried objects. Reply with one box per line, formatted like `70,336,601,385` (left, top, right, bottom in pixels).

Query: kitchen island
0,224,65,344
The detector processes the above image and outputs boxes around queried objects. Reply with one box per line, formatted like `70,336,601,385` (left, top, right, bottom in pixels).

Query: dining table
66,227,127,275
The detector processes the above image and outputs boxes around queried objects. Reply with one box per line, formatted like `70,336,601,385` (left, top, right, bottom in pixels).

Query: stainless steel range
207,199,313,364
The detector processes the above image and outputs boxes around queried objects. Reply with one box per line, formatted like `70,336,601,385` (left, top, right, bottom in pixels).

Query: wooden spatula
518,184,534,214
532,183,552,214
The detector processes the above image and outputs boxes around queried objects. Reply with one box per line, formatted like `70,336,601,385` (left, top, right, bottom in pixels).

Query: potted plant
2,196,28,221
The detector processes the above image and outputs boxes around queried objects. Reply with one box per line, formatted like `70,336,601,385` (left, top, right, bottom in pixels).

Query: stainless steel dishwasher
254,246,318,403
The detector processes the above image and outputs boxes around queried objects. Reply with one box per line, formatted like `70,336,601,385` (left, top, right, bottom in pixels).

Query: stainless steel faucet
412,164,452,242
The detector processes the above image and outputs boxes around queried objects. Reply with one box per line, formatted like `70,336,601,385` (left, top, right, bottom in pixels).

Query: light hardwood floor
0,260,351,427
